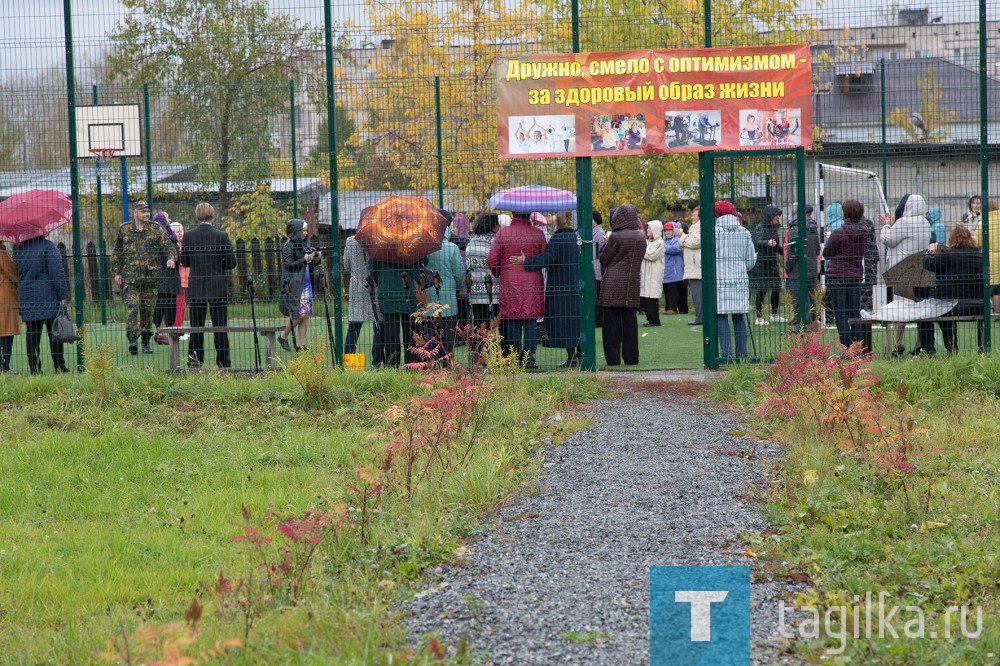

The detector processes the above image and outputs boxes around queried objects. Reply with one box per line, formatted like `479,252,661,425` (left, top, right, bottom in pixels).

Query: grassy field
0,364,603,664
709,350,1000,663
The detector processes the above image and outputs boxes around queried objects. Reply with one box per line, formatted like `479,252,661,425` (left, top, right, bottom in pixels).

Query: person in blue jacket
12,234,70,374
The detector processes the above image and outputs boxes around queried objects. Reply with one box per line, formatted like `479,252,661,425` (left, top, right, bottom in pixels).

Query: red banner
497,44,812,159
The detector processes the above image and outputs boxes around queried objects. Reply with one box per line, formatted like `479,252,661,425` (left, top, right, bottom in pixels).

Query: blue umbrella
487,185,576,213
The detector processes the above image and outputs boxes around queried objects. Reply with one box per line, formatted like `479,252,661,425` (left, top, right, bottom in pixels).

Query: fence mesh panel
0,1,996,374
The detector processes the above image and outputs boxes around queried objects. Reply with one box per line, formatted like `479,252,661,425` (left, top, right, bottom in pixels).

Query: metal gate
700,148,808,369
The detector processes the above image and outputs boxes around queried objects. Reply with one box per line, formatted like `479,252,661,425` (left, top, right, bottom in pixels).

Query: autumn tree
221,184,287,242
340,0,563,205
107,0,320,214
887,68,956,143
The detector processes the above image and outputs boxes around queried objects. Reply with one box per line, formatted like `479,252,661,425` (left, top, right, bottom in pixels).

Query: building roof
0,164,322,200
814,56,1000,129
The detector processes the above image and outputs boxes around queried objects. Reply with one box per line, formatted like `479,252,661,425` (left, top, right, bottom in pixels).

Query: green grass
0,368,604,664
713,354,1000,664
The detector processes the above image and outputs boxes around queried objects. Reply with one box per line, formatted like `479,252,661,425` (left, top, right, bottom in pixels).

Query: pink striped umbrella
0,189,73,244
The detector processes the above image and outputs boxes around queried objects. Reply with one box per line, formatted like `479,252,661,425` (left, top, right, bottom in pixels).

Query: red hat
663,222,674,231
714,200,736,217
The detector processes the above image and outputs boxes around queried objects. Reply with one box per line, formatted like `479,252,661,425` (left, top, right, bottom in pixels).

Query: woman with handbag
12,233,69,374
278,219,321,353
0,243,20,373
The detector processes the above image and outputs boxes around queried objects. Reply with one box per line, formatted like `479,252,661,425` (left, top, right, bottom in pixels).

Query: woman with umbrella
278,219,322,353
511,211,581,367
487,211,547,369
13,233,70,374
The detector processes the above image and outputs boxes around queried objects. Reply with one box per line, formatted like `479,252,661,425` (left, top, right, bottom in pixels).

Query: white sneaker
179,334,189,341
755,318,769,326
769,314,788,323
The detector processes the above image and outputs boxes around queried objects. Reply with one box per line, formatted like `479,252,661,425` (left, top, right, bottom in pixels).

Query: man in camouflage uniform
113,202,178,355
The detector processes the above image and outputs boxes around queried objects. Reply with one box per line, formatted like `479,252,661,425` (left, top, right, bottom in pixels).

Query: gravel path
405,379,804,665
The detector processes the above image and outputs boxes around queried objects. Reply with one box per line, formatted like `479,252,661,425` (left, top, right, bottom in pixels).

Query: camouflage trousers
123,282,156,336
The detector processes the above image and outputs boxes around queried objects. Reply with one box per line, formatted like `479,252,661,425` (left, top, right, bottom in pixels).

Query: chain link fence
0,0,996,373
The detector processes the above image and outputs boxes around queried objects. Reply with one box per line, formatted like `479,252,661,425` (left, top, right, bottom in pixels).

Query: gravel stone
405,384,806,665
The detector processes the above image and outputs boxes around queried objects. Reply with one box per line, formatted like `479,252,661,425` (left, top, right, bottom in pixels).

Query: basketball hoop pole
90,146,116,324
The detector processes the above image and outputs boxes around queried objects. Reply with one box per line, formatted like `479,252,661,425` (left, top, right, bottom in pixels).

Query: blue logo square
650,566,750,665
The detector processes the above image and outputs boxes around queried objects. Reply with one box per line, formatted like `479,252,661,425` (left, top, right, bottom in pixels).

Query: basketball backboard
75,103,142,158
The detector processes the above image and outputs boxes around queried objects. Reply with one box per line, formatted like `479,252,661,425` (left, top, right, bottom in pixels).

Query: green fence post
795,148,808,327
93,85,107,325
700,153,717,369
323,0,344,364
980,0,991,352
63,0,84,372
880,59,887,198
434,76,444,209
290,79,299,219
571,0,596,372
143,84,153,207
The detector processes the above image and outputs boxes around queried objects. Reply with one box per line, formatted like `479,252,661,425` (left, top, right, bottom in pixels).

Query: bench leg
168,336,181,372
262,333,277,370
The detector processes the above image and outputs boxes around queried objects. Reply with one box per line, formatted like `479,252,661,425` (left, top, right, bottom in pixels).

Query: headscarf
153,210,177,242
894,194,911,221
530,212,547,227
451,212,470,239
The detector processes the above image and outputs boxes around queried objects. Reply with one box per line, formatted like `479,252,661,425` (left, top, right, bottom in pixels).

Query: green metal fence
0,1,997,374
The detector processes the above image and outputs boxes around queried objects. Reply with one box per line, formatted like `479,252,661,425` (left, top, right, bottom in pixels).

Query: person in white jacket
678,207,702,325
640,219,665,326
879,193,932,354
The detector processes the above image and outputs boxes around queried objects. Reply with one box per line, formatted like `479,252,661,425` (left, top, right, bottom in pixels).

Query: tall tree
342,0,560,205
107,0,320,213
886,68,956,143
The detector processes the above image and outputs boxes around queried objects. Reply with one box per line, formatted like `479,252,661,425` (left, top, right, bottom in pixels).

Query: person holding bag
278,219,321,353
12,233,69,374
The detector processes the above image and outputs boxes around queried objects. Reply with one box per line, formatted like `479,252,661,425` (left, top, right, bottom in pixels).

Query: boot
141,332,154,354
127,332,139,355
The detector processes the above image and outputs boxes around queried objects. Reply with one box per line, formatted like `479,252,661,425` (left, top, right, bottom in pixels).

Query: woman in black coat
921,225,985,354
513,211,581,367
749,205,785,324
278,219,322,352
12,234,70,374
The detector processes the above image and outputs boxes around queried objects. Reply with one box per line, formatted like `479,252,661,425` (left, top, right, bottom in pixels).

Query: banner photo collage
497,44,812,159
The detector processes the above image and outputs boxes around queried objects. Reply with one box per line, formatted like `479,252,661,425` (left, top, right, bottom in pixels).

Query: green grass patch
0,367,603,664
561,630,615,644
719,349,1000,664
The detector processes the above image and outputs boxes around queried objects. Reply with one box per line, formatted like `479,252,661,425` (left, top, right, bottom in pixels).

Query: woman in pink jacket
487,211,547,369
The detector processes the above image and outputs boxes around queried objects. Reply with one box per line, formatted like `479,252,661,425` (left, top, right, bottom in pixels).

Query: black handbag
51,305,78,343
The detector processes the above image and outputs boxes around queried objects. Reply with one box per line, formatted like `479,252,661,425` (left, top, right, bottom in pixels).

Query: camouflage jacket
112,221,178,284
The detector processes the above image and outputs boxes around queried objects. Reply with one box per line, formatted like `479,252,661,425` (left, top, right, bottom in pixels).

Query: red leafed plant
231,504,346,604
756,330,931,511
379,368,498,498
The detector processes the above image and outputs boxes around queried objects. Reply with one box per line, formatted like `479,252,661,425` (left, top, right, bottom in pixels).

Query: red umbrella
356,195,447,265
0,189,73,244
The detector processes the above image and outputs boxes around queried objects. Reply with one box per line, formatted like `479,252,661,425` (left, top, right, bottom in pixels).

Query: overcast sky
1,0,997,76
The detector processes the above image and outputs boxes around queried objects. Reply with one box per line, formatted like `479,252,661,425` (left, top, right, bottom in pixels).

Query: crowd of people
1,191,994,374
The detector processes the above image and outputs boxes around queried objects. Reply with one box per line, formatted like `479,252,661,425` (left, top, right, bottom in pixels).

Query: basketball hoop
89,147,117,179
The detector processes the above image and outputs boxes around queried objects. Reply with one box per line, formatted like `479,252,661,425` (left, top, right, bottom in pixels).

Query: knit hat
663,222,674,232
762,204,782,222
714,200,736,217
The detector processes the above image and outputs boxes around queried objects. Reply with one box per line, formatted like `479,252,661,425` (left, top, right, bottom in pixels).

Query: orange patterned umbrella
355,196,447,265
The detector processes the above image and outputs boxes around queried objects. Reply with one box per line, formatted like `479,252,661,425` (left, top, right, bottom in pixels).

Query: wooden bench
158,325,286,372
848,315,984,357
